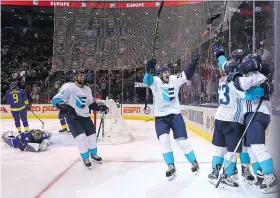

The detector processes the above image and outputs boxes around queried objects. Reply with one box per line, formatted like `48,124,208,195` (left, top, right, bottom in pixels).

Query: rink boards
0,104,269,143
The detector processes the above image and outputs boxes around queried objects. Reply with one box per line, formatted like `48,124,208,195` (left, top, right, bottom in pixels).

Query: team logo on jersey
76,96,87,108
161,87,175,103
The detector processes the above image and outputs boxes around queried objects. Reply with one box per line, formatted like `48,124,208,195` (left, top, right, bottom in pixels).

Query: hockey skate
220,173,239,188
191,160,199,175
232,166,239,181
166,164,176,181
254,169,264,187
59,128,71,135
241,165,255,185
260,173,279,194
91,153,103,164
208,164,222,185
83,159,92,169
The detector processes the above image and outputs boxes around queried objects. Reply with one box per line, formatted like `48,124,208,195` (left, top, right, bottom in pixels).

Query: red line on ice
34,158,80,198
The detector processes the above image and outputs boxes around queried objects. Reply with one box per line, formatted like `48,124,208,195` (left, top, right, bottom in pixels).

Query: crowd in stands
1,2,279,114
1,27,53,104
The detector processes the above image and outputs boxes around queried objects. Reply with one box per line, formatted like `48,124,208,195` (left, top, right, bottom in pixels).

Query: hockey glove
260,81,274,99
99,104,109,114
237,58,262,74
212,44,225,59
226,72,242,83
145,59,157,73
56,102,75,114
184,53,201,80
26,104,32,110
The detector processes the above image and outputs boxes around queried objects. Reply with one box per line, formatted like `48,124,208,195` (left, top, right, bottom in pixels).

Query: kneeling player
2,129,51,152
143,54,200,181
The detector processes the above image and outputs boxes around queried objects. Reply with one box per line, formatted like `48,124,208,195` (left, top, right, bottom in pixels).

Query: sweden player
143,54,200,180
2,129,51,152
4,82,31,133
54,81,69,133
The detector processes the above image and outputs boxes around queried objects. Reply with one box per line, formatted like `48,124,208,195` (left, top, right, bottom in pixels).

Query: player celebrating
208,49,254,188
52,70,109,169
54,81,70,134
228,54,277,194
4,82,31,133
2,129,51,152
143,54,200,180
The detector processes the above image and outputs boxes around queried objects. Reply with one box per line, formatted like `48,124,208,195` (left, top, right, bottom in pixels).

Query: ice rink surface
1,119,278,198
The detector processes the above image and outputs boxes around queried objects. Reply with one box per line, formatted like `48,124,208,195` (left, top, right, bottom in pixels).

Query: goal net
93,99,133,145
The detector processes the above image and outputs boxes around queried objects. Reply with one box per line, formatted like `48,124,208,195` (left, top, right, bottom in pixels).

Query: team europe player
143,54,200,180
208,48,255,188
5,82,31,133
54,81,70,134
52,70,109,168
227,54,278,194
2,129,51,152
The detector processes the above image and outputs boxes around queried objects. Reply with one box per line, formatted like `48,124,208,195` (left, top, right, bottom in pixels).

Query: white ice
0,119,277,198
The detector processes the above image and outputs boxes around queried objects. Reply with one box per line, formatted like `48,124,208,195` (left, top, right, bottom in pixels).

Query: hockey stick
144,1,164,110
96,113,105,140
215,98,263,188
30,109,45,129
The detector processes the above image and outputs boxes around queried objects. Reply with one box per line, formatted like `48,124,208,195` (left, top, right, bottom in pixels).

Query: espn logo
123,107,140,114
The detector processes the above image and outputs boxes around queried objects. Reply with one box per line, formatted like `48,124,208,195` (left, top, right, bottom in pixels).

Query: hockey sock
86,134,97,155
212,146,226,169
159,134,174,165
14,120,21,132
240,145,250,167
22,119,29,131
248,147,261,175
60,118,67,129
224,151,237,176
251,144,275,175
176,138,196,163
75,133,90,160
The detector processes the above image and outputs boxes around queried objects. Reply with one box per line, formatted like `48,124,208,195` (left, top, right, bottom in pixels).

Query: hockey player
5,82,31,133
52,70,109,169
54,81,70,133
143,54,200,181
2,129,51,152
227,54,277,194
208,47,255,187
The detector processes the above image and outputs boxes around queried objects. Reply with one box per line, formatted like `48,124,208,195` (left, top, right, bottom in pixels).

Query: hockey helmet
231,49,250,63
223,59,239,75
156,65,170,76
30,129,43,143
72,69,85,77
9,82,17,89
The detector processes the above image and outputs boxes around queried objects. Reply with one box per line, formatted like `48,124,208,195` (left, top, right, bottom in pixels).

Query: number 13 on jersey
219,84,230,105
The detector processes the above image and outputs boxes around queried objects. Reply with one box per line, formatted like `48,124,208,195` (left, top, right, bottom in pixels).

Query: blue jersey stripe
234,98,241,122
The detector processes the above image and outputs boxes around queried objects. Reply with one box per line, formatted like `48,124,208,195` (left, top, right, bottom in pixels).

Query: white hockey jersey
215,77,245,124
237,72,271,115
52,82,94,117
148,71,189,117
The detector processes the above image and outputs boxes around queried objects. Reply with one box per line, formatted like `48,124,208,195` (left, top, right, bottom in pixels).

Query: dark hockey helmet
224,59,239,75
72,69,85,77
231,49,248,63
9,82,17,89
156,65,170,76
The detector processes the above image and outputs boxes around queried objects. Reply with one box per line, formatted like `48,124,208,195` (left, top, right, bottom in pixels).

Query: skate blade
167,173,177,181
262,186,280,194
209,178,218,185
242,177,254,185
92,159,102,164
193,169,199,175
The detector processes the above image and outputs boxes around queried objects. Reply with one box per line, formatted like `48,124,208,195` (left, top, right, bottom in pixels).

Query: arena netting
52,1,242,72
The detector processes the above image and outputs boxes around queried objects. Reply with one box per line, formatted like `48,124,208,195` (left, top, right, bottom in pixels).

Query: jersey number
13,94,19,103
219,84,230,105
